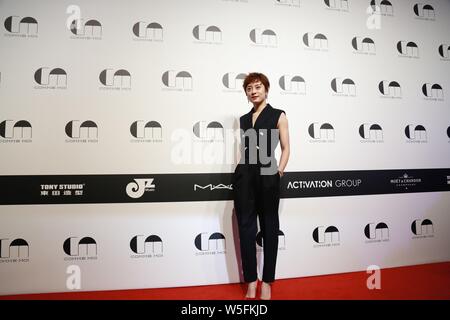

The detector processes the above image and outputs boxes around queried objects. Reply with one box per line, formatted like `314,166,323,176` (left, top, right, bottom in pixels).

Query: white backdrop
0,0,449,295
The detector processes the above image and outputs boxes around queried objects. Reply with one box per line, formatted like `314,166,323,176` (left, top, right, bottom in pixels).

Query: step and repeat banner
1,0,449,295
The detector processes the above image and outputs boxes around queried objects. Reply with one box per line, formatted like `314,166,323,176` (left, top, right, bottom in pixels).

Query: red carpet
1,262,449,300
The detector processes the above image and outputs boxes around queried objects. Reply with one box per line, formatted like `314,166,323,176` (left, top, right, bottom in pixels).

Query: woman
233,72,290,300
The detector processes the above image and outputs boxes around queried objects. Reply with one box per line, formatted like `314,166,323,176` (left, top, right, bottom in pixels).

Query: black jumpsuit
232,104,285,283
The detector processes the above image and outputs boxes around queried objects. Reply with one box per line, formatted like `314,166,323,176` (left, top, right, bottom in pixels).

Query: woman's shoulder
269,104,286,117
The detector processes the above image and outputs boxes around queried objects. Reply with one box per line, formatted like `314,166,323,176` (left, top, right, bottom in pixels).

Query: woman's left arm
277,113,290,177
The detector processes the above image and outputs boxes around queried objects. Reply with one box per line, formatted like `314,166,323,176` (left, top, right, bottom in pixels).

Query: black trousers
232,164,280,283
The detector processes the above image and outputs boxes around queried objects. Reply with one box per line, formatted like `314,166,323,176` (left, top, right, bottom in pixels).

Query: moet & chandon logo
390,173,422,190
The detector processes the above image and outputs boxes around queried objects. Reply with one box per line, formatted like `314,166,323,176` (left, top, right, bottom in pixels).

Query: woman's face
245,80,267,104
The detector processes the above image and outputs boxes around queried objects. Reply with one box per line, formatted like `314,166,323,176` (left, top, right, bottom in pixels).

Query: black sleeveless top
239,103,285,167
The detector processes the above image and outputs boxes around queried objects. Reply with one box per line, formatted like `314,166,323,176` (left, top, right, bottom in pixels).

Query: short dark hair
243,72,270,92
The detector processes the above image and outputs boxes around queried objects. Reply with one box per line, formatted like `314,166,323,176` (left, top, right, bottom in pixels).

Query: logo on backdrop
365,222,389,243
0,238,29,263
40,183,85,198
193,25,222,44
313,226,340,247
0,120,32,143
279,75,306,95
447,126,450,141
331,77,356,96
390,173,422,190
308,123,335,142
256,230,286,250
249,28,277,47
222,72,247,92
370,0,394,16
351,36,376,55
287,178,362,190
359,123,384,143
193,121,224,142
438,44,450,60
421,83,444,101
4,16,38,37
404,125,427,143
413,3,435,20
69,19,102,39
411,219,434,239
65,120,99,143
34,67,67,89
130,121,163,143
302,32,328,51
397,41,419,58
63,237,98,261
162,70,193,91
126,179,156,198
132,21,163,41
194,232,226,255
99,69,131,90
324,0,349,12
194,184,232,191
275,0,301,8
378,80,402,98
130,235,163,258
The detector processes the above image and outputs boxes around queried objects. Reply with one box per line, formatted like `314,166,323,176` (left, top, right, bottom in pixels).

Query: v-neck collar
249,103,271,129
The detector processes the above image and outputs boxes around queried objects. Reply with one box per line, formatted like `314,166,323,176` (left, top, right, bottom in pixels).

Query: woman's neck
253,101,267,113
